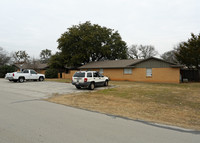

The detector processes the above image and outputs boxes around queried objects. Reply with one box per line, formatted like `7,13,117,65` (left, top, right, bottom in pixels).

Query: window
99,69,103,74
93,72,99,77
98,72,104,77
73,72,85,77
30,70,37,74
124,68,132,74
146,68,152,77
87,73,92,77
23,70,29,73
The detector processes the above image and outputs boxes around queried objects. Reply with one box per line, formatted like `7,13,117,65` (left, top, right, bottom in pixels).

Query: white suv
72,71,109,90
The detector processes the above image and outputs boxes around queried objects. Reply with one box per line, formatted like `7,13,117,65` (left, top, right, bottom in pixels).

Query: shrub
0,65,15,78
45,68,58,78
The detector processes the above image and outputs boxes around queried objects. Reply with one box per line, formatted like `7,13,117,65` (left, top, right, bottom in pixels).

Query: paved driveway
0,79,85,99
0,78,200,143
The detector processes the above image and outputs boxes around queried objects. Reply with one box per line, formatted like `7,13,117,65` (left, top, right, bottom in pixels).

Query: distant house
78,57,183,83
14,62,49,74
59,66,79,79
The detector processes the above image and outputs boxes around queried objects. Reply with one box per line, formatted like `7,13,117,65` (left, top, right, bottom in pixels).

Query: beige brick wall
92,68,180,83
60,70,78,79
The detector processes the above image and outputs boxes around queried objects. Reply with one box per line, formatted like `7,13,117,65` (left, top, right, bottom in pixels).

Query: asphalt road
0,79,199,143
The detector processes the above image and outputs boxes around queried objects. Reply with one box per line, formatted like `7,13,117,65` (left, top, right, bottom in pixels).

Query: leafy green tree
40,49,52,63
45,68,58,78
13,50,30,64
48,52,65,69
57,21,128,67
175,33,200,69
0,65,15,78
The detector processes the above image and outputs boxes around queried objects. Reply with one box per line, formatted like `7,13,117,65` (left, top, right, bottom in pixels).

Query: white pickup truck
5,69,45,83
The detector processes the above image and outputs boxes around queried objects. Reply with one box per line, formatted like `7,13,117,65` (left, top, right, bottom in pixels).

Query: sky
0,0,200,58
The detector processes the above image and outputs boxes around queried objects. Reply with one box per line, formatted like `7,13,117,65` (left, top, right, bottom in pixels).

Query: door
30,70,38,80
97,72,105,85
22,69,31,79
93,72,104,86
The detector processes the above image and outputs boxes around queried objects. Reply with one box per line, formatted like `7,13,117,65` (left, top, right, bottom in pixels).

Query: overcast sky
0,0,200,58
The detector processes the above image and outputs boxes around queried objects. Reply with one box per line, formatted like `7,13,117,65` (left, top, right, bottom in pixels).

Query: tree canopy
175,33,200,69
13,50,30,64
48,52,66,70
40,49,52,63
57,21,128,67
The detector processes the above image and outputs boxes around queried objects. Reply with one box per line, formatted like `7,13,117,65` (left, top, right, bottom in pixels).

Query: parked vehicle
5,69,45,83
72,71,109,90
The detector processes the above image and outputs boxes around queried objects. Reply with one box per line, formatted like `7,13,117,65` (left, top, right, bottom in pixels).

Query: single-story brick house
79,57,183,83
14,63,49,74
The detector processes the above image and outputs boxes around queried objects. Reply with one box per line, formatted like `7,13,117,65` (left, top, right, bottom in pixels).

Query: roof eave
170,65,184,68
80,66,135,69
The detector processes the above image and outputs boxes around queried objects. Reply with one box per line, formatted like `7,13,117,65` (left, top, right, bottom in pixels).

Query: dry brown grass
45,78,71,83
47,81,200,130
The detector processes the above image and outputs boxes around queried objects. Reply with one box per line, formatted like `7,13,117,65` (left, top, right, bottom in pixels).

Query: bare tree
139,45,158,59
128,45,139,59
161,50,178,63
128,45,158,59
13,50,30,64
0,47,10,65
26,57,39,71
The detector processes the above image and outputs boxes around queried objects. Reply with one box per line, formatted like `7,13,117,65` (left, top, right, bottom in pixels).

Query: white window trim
99,69,104,74
124,68,132,74
146,68,152,77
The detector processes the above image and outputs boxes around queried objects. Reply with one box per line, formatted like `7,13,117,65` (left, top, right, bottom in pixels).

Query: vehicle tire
104,80,108,86
39,76,44,81
89,82,95,90
19,77,24,83
75,86,81,89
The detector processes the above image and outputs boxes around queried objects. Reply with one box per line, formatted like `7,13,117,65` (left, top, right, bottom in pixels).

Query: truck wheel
19,77,24,83
75,86,81,89
89,83,95,90
39,77,44,81
104,80,108,86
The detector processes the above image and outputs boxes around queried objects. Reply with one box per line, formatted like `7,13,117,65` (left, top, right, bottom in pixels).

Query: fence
180,69,200,82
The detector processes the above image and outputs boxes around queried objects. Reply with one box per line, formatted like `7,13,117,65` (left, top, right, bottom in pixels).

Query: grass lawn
46,80,200,130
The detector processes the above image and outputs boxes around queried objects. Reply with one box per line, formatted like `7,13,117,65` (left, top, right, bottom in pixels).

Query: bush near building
0,65,15,78
45,68,58,78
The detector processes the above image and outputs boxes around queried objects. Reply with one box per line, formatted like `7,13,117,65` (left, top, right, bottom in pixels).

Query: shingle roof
80,59,142,69
14,63,49,70
79,57,183,69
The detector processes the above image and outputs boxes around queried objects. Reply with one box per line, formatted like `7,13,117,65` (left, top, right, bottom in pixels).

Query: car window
30,70,37,74
98,73,104,77
73,72,85,77
23,70,29,73
93,72,99,77
87,73,92,77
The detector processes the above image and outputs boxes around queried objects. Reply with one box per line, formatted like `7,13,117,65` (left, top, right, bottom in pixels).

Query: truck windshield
73,72,85,77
